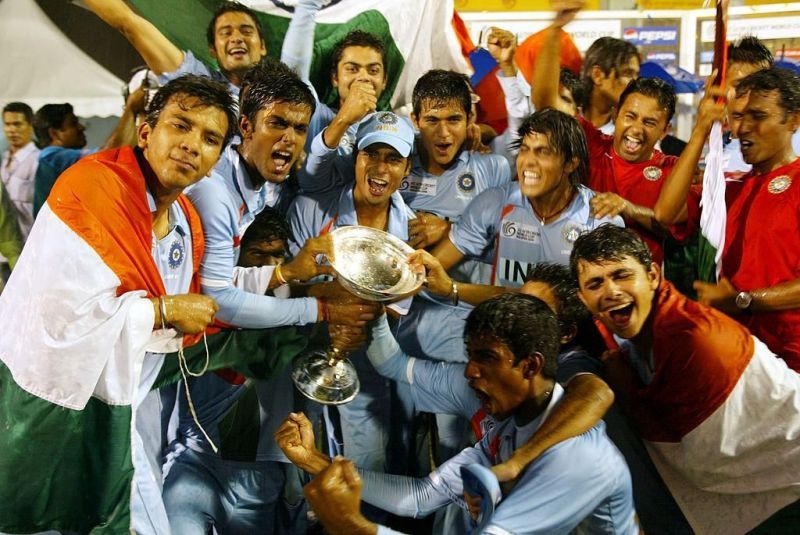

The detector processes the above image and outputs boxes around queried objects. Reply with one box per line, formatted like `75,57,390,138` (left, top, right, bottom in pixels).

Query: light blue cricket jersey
159,50,240,99
187,144,318,328
451,183,624,288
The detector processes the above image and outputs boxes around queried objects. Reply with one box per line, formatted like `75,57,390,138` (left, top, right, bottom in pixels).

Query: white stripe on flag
700,121,727,280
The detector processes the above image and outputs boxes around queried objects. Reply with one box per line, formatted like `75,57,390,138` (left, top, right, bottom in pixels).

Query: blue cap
356,112,415,158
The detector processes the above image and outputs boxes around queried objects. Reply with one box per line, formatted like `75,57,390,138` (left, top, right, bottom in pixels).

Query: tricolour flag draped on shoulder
129,0,470,110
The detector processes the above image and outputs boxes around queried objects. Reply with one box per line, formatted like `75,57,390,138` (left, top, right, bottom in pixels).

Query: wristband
275,263,288,285
158,295,168,330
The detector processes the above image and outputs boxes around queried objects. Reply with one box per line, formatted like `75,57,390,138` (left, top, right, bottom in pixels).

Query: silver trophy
291,226,424,405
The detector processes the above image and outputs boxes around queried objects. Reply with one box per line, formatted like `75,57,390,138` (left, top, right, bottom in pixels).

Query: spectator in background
2,102,39,239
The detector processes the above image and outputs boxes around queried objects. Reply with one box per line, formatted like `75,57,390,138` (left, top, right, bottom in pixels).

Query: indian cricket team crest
562,223,586,244
502,220,517,237
168,239,185,269
457,172,476,193
643,166,662,181
768,175,792,194
377,112,398,125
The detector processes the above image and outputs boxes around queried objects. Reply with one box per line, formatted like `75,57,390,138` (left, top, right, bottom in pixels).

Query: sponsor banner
623,26,679,46
701,16,800,42
647,52,678,62
700,50,715,63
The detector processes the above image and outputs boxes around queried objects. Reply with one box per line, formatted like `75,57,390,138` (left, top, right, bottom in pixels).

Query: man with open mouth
571,224,800,535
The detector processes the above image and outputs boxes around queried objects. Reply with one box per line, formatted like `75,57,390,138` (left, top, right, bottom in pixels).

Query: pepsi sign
623,26,679,46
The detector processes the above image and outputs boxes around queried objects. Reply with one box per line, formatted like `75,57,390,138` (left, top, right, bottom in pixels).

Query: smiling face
576,256,659,339
333,46,386,103
3,112,33,150
516,131,573,201
464,335,532,421
239,101,312,184
209,11,266,79
613,93,669,163
353,143,410,207
138,95,228,193
412,99,468,175
734,89,800,173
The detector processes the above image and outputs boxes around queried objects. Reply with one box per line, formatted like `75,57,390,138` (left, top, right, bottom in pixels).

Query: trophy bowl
328,226,424,302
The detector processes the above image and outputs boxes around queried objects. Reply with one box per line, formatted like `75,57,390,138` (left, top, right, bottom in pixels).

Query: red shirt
579,116,690,265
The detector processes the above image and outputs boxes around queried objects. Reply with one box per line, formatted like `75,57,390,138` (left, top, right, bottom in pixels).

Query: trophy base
291,351,360,405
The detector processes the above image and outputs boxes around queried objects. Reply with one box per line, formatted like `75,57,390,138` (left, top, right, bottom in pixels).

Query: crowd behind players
1,0,799,533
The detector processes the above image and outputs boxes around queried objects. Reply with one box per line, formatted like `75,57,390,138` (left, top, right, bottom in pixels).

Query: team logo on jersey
561,223,586,244
502,220,517,237
377,112,398,125
168,239,185,269
643,166,662,181
768,175,792,194
457,172,476,193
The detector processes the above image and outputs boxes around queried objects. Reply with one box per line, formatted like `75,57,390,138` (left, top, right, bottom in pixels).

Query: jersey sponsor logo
501,221,540,243
457,172,476,193
168,239,185,269
768,175,792,194
497,257,534,285
561,222,587,244
643,166,663,181
399,175,437,196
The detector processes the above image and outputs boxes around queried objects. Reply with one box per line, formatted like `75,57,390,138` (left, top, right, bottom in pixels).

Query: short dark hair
330,30,387,77
206,1,264,47
581,37,640,91
146,75,238,147
728,36,774,68
736,66,800,116
513,108,588,187
33,103,74,146
465,293,560,379
240,206,291,249
569,224,653,283
239,59,316,123
412,69,472,119
560,68,588,112
3,102,33,124
618,77,677,124
525,263,589,340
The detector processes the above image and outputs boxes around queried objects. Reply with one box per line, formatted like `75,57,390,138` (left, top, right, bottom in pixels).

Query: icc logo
399,179,410,191
502,221,517,237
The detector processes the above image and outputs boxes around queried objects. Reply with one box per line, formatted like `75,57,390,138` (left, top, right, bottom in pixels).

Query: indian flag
696,120,726,282
128,0,470,110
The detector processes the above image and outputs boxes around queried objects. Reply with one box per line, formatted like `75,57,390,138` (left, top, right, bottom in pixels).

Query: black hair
525,263,589,340
412,69,472,119
617,77,677,124
465,293,560,379
3,102,33,124
736,67,800,116
581,37,640,91
728,36,774,68
146,75,238,147
513,108,589,187
240,206,291,249
206,1,264,47
238,59,316,124
560,68,588,112
329,30,387,77
32,103,74,146
569,224,653,284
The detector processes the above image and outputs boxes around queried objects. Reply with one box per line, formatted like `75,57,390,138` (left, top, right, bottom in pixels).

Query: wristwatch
735,291,753,310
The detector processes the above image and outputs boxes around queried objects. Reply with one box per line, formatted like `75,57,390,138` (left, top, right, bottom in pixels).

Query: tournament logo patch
457,172,476,193
502,220,517,237
377,112,398,125
168,239,185,269
768,175,792,194
339,133,355,150
562,223,586,244
643,166,662,181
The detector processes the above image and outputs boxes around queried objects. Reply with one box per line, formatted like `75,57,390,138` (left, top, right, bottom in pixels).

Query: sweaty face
3,112,33,150
333,46,386,102
138,95,228,193
55,113,87,149
464,335,530,421
516,131,571,200
413,99,468,175
613,93,669,163
239,238,287,268
576,256,659,340
735,89,800,173
595,56,640,105
210,11,266,76
353,143,410,207
240,101,311,184
725,61,766,93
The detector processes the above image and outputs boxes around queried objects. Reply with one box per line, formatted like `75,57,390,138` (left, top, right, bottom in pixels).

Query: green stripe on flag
695,232,720,284
0,364,133,534
129,0,404,109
